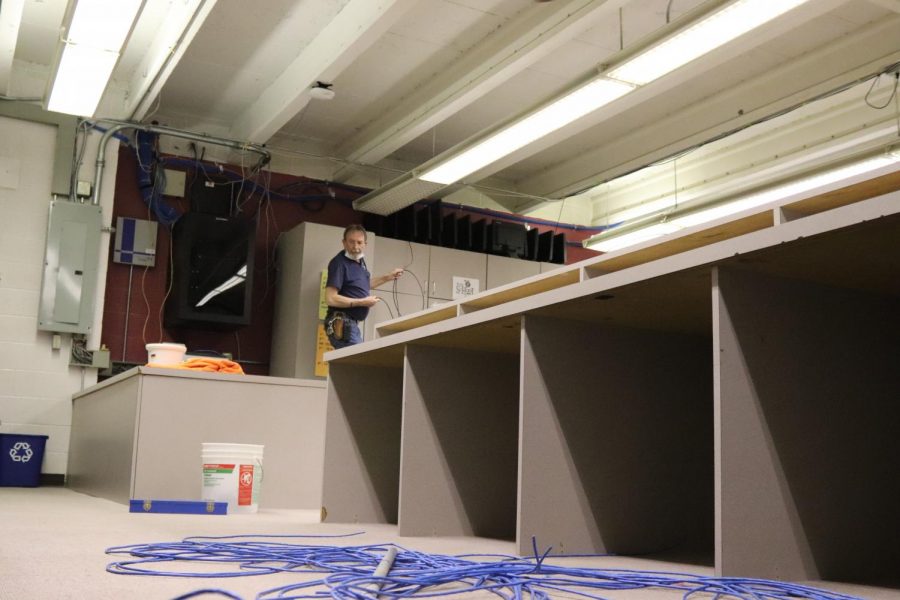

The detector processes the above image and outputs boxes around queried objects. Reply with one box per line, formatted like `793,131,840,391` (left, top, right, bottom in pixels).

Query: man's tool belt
325,311,351,341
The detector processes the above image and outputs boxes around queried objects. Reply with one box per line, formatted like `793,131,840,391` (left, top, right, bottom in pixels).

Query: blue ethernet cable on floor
105,534,864,600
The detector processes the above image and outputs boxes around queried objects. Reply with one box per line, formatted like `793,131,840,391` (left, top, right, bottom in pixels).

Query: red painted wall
100,146,599,375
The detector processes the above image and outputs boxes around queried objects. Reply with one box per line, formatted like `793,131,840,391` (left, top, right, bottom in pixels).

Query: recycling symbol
9,442,34,463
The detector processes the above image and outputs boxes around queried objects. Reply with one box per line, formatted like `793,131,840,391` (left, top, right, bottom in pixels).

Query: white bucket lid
146,343,187,352
202,442,264,456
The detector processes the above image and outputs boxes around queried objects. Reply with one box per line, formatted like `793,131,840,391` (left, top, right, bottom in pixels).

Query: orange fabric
146,357,245,374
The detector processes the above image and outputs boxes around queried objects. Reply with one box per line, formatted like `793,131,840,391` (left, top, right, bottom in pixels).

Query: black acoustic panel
442,213,457,247
363,213,384,237
414,206,431,244
427,201,442,246
525,227,538,261
536,231,553,262
165,213,255,330
456,215,471,250
551,232,567,264
383,211,399,239
471,219,487,253
395,205,416,241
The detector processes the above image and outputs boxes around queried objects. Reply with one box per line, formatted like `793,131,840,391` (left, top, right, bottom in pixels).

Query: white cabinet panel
428,246,486,300
486,255,540,289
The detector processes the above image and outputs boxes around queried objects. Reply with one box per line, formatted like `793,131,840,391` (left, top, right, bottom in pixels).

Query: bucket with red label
201,443,264,513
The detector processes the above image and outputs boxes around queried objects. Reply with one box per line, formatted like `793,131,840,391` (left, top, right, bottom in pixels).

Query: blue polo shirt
326,252,370,321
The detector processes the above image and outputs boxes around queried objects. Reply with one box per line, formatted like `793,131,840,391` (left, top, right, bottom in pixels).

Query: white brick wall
0,115,117,476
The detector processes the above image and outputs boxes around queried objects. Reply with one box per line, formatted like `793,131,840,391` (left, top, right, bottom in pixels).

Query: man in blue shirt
325,224,403,348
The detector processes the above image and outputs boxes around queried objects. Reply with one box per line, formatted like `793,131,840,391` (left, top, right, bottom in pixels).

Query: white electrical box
38,200,103,334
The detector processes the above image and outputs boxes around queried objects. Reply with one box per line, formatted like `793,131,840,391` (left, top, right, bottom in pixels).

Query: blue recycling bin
0,434,49,487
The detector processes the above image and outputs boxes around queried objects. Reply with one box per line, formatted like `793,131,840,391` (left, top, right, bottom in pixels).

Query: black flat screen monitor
165,213,255,330
489,220,528,258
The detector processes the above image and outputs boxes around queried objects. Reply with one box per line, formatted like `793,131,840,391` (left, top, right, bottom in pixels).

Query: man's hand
354,295,380,307
389,268,404,280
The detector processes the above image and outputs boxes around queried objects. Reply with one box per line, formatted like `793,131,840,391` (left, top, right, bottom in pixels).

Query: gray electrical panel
114,216,158,266
38,200,103,334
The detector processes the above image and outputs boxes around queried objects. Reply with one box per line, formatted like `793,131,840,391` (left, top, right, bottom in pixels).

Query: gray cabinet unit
427,245,487,300
270,222,350,379
322,171,900,594
486,254,540,289
68,367,327,510
371,238,430,298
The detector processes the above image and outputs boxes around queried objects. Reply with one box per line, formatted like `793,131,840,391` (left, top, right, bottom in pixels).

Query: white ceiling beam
125,0,218,120
228,0,417,144
0,0,25,95
334,0,631,176
867,0,900,13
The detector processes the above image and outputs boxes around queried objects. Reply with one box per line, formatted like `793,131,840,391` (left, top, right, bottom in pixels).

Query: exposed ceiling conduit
90,120,271,206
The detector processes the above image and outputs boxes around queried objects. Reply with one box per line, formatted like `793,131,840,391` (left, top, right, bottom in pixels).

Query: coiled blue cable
105,534,864,600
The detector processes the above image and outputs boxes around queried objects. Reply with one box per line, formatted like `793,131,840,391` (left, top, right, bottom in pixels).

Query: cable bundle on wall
106,534,863,600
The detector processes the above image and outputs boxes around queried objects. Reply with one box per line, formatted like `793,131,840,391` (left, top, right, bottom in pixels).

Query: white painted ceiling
3,0,900,225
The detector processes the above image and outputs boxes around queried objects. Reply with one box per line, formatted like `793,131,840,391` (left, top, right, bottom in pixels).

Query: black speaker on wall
165,212,256,330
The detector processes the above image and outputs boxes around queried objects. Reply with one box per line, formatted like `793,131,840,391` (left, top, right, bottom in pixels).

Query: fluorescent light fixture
604,195,677,225
416,0,811,189
46,0,143,116
607,0,810,86
585,154,900,252
420,79,634,185
590,222,682,252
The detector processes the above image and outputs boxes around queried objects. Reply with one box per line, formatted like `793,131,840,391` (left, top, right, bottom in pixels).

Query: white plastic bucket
201,443,264,514
146,343,187,365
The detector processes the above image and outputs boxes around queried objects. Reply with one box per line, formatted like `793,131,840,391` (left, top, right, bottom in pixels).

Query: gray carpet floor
1,487,897,600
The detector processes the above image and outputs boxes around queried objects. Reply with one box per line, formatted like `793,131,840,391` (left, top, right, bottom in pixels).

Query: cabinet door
428,246,487,300
371,237,430,297
486,255,540,289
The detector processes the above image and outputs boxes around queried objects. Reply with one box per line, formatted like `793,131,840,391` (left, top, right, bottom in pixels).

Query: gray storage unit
321,176,900,592
68,367,327,509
